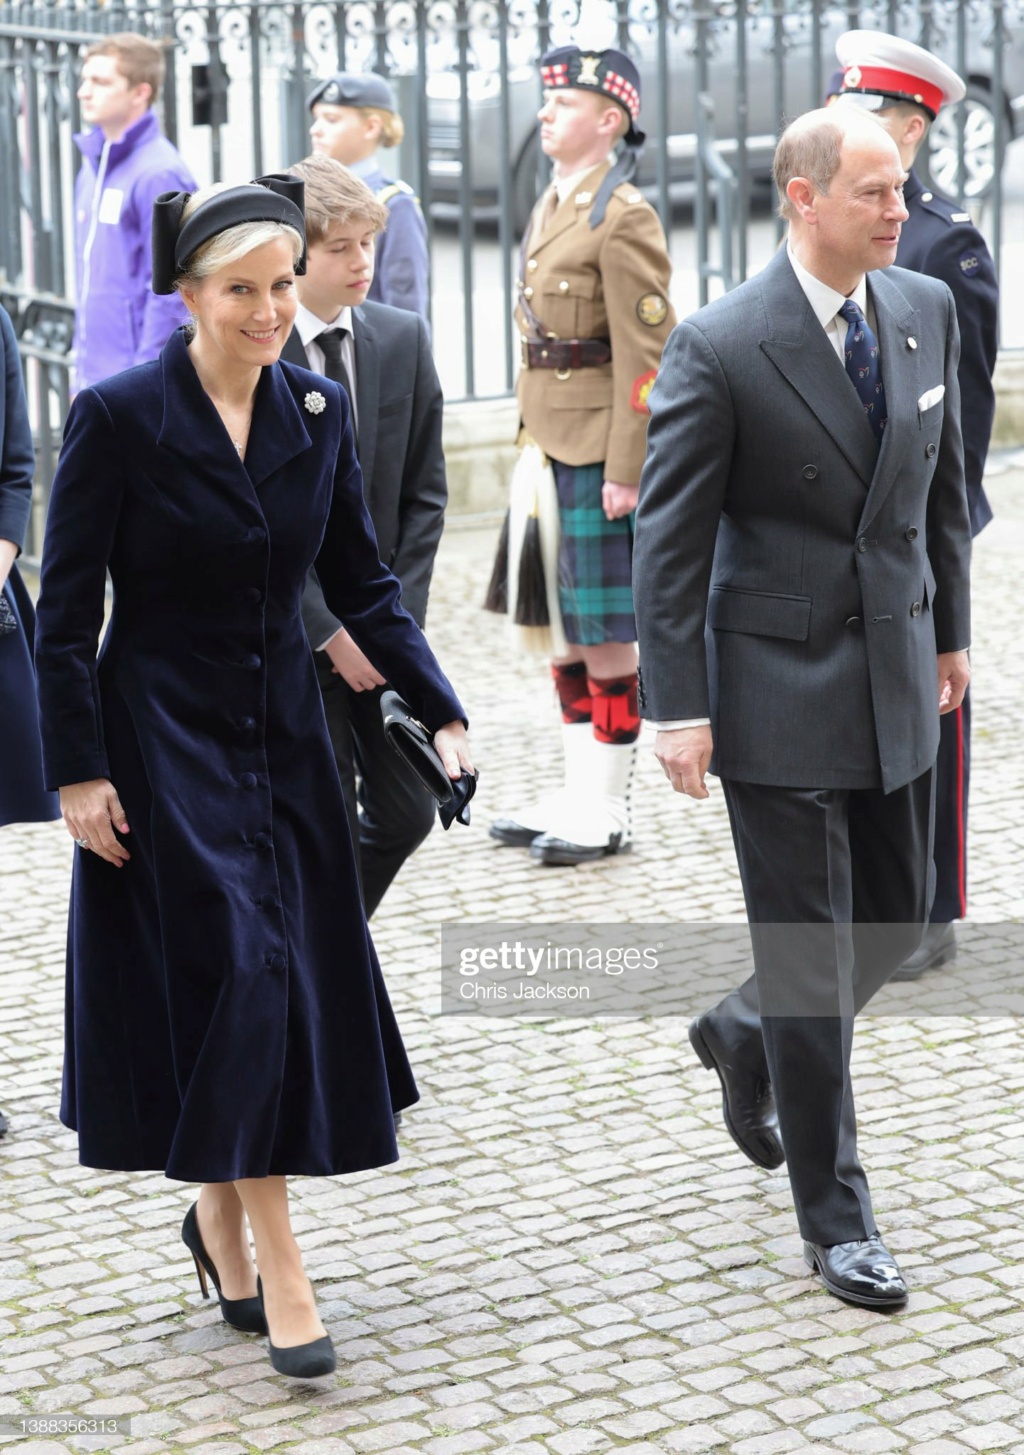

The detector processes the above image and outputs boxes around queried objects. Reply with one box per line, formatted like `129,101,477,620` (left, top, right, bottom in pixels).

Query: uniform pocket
540,270,600,338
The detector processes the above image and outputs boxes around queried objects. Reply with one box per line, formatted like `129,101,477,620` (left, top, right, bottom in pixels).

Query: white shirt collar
295,301,353,349
787,245,868,330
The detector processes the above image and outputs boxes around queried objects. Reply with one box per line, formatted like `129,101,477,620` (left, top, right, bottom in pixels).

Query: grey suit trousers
711,768,935,1244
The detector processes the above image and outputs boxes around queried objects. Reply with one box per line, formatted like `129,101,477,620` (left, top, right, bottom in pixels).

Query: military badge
631,369,658,414
578,54,601,86
637,293,668,326
959,252,980,276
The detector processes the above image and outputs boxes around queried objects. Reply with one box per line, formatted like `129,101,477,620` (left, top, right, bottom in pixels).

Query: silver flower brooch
304,391,327,414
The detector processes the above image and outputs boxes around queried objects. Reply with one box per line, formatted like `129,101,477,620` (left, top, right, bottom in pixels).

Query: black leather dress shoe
890,922,956,981
803,1234,908,1307
689,1015,784,1170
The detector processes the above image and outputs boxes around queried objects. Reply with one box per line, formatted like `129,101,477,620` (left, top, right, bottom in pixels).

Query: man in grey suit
633,107,971,1306
283,155,447,917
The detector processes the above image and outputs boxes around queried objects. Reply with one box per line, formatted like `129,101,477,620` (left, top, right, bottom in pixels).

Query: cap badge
578,54,601,86
844,65,862,88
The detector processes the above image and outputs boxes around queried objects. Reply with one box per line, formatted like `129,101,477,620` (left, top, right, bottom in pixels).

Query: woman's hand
433,721,474,780
60,780,131,866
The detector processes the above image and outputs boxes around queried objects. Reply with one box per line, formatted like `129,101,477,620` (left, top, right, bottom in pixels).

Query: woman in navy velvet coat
34,179,470,1376
0,303,59,831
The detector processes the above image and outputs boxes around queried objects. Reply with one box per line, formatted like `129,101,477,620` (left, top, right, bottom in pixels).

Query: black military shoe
689,1014,784,1170
890,922,956,981
803,1234,908,1307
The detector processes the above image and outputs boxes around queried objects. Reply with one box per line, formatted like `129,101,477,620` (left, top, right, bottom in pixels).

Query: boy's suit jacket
281,300,447,643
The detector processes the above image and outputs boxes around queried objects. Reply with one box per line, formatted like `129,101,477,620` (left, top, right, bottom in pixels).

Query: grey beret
308,72,397,113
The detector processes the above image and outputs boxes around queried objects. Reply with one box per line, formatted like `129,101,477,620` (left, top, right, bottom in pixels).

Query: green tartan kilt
554,459,636,645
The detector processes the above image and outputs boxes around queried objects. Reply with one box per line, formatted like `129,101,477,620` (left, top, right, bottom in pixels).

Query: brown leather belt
521,337,611,370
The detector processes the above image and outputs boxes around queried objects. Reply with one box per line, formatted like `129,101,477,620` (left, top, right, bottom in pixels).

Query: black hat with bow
151,173,307,295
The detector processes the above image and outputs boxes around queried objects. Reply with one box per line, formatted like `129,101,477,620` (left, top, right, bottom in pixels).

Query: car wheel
512,129,544,236
926,82,1005,199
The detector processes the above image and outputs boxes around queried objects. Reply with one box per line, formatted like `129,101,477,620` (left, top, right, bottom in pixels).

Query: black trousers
315,652,436,918
710,769,935,1245
930,690,969,923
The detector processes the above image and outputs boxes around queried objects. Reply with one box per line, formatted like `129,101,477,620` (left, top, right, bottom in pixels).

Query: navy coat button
910,601,922,617
241,654,261,669
240,772,257,789
253,831,271,849
857,537,868,553
247,527,267,543
926,443,937,458
802,464,818,480
241,586,261,604
845,615,862,629
905,527,918,541
268,953,286,971
240,716,256,731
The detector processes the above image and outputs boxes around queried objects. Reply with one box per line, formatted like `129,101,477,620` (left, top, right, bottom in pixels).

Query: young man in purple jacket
73,33,197,390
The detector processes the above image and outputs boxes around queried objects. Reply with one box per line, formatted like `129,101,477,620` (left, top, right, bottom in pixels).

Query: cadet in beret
309,72,429,320
490,45,676,866
831,32,999,977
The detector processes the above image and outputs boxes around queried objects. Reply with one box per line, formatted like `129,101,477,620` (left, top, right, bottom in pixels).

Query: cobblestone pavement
3,453,1024,1455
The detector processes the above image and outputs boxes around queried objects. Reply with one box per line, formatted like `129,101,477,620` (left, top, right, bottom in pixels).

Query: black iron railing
1,0,1022,558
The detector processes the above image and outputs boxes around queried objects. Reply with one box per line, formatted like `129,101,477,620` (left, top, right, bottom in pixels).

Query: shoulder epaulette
377,180,419,207
917,188,975,228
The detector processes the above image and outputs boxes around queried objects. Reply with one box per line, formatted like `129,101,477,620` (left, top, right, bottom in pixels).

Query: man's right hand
323,627,386,692
655,726,714,800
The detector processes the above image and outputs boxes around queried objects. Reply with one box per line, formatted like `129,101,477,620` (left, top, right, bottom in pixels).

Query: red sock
551,661,592,725
589,673,640,744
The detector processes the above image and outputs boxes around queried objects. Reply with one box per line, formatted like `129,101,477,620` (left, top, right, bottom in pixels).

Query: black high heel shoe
181,1203,268,1334
257,1275,336,1377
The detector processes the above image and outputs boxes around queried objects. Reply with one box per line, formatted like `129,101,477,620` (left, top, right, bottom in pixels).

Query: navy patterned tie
838,299,887,446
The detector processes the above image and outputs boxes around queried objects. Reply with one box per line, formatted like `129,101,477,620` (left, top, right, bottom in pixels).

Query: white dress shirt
294,302,358,651
294,302,359,436
651,250,874,733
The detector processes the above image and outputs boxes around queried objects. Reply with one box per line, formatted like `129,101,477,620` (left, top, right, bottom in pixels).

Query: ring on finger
75,837,90,848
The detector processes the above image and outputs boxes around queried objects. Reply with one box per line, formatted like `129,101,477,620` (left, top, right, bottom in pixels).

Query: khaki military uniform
516,161,675,486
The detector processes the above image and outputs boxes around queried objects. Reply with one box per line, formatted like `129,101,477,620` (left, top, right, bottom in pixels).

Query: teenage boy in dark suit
284,154,447,916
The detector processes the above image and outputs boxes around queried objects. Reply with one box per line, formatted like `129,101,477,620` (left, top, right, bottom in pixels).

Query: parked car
426,11,1024,232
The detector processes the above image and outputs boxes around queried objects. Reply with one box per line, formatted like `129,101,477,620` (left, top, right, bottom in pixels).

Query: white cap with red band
834,30,966,119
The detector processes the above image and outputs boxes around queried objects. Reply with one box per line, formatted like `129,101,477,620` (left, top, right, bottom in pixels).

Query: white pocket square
917,385,945,412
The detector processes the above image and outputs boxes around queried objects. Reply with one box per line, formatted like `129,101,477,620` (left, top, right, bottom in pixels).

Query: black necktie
838,299,887,447
317,328,356,440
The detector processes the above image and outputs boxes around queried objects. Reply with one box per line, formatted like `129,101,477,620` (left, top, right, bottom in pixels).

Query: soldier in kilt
490,45,675,865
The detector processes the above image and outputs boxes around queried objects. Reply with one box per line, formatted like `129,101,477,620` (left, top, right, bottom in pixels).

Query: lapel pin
907,337,917,350
304,391,326,414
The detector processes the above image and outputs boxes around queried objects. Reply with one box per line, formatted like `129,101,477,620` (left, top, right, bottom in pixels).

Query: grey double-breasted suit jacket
633,248,972,795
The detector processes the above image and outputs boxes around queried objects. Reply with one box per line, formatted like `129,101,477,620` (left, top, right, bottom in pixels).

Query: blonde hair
174,181,304,290
287,154,389,244
362,107,404,148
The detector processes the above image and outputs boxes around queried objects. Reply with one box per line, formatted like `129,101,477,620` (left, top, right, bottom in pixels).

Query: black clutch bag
380,690,476,829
